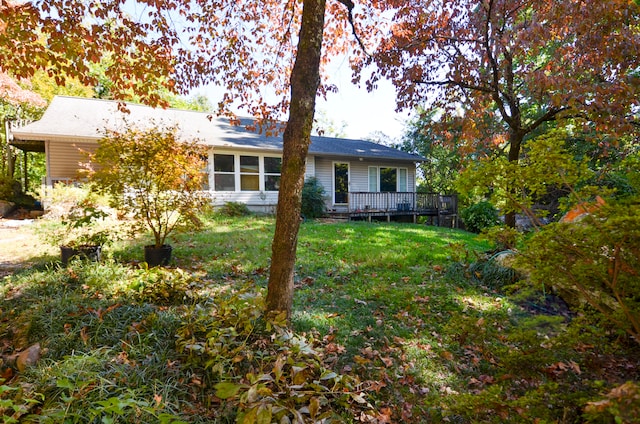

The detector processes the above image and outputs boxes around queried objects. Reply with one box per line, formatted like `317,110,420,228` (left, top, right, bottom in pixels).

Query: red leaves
0,72,46,107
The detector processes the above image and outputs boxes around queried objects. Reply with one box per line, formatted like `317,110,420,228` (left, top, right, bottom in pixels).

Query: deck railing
347,192,457,216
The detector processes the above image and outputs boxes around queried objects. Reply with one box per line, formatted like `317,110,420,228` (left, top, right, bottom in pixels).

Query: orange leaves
545,360,581,377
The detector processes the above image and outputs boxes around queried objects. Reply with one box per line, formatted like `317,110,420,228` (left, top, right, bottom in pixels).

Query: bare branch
335,0,369,56
413,78,494,94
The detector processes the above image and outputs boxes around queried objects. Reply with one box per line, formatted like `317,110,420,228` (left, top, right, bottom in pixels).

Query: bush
301,177,326,219
219,201,251,217
175,286,375,422
460,200,500,233
584,382,640,423
515,196,640,344
0,176,20,201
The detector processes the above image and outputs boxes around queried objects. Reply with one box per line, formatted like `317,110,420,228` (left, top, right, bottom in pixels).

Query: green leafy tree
0,73,46,197
398,109,463,194
87,124,208,249
456,130,592,227
359,0,640,227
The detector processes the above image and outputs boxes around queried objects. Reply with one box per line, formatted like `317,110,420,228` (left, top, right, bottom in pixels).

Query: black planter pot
60,245,102,265
144,244,172,267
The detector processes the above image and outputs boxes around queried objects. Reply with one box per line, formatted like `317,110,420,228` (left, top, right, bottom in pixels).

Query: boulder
0,200,15,217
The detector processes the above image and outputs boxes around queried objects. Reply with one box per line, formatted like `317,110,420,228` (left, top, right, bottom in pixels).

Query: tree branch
413,78,494,94
335,0,369,56
524,106,571,133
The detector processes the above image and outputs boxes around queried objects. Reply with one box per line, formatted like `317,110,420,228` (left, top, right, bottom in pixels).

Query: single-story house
11,95,440,219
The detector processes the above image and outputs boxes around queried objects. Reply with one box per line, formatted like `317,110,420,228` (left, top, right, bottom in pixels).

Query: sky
314,58,410,141
200,57,411,142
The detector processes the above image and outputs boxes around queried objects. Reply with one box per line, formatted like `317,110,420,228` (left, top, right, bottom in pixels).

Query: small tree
87,124,208,249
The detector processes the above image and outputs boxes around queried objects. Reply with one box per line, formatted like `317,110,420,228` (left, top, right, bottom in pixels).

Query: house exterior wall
43,139,418,214
314,156,417,210
47,139,97,185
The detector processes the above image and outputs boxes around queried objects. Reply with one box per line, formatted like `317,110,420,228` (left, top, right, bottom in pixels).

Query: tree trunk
504,130,524,228
265,0,326,321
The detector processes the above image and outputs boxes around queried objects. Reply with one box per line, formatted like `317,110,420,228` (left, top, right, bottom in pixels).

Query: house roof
11,96,423,162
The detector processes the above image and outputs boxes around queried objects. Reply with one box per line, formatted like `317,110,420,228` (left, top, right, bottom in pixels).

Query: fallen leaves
545,360,582,377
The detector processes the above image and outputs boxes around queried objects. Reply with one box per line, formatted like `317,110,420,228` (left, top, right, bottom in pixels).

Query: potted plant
85,123,208,266
51,198,112,265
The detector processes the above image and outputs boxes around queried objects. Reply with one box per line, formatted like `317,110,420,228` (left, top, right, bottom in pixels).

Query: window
264,156,282,191
368,167,378,192
212,153,282,192
369,166,409,192
213,154,235,191
398,168,407,192
380,167,397,192
240,155,259,191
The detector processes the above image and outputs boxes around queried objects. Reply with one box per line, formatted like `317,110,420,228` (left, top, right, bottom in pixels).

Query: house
11,96,454,222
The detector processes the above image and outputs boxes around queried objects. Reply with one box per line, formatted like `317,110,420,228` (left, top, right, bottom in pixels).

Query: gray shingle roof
12,96,423,162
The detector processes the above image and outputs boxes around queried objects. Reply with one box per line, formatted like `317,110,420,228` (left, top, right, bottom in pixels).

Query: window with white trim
240,155,259,191
264,156,282,191
213,154,235,191
212,154,282,192
368,166,408,192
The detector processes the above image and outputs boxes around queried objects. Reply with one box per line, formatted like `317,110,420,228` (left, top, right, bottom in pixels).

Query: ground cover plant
0,214,639,423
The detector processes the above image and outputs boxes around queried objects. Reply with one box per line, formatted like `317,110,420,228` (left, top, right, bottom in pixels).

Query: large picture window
212,154,282,192
368,166,408,192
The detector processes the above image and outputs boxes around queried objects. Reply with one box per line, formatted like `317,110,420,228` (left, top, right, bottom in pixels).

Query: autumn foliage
86,124,208,249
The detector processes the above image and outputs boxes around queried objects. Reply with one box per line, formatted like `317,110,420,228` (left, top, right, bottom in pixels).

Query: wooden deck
329,192,458,227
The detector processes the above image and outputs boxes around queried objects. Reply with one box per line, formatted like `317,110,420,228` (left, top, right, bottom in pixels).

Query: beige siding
48,139,98,182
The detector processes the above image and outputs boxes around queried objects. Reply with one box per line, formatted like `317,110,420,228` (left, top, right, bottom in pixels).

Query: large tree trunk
265,0,326,321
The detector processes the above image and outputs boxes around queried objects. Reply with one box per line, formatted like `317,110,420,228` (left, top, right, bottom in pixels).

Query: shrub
0,176,20,201
480,225,522,251
301,177,326,219
128,266,198,305
460,200,500,233
176,286,375,422
584,382,640,423
219,201,251,217
515,196,640,344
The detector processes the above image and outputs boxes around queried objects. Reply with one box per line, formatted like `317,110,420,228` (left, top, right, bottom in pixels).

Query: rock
29,210,45,218
0,200,15,218
16,343,41,372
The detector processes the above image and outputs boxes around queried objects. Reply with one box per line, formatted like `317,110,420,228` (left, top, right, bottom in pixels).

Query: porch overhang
9,138,45,153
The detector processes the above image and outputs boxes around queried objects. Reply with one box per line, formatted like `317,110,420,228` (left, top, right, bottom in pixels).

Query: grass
1,214,639,423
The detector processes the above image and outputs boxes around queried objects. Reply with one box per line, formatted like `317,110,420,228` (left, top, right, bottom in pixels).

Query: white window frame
368,166,409,192
211,153,282,192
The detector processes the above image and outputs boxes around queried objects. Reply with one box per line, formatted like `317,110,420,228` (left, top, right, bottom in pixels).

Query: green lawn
0,215,638,423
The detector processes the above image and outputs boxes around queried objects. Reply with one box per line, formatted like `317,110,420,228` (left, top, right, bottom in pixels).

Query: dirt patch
0,215,52,276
